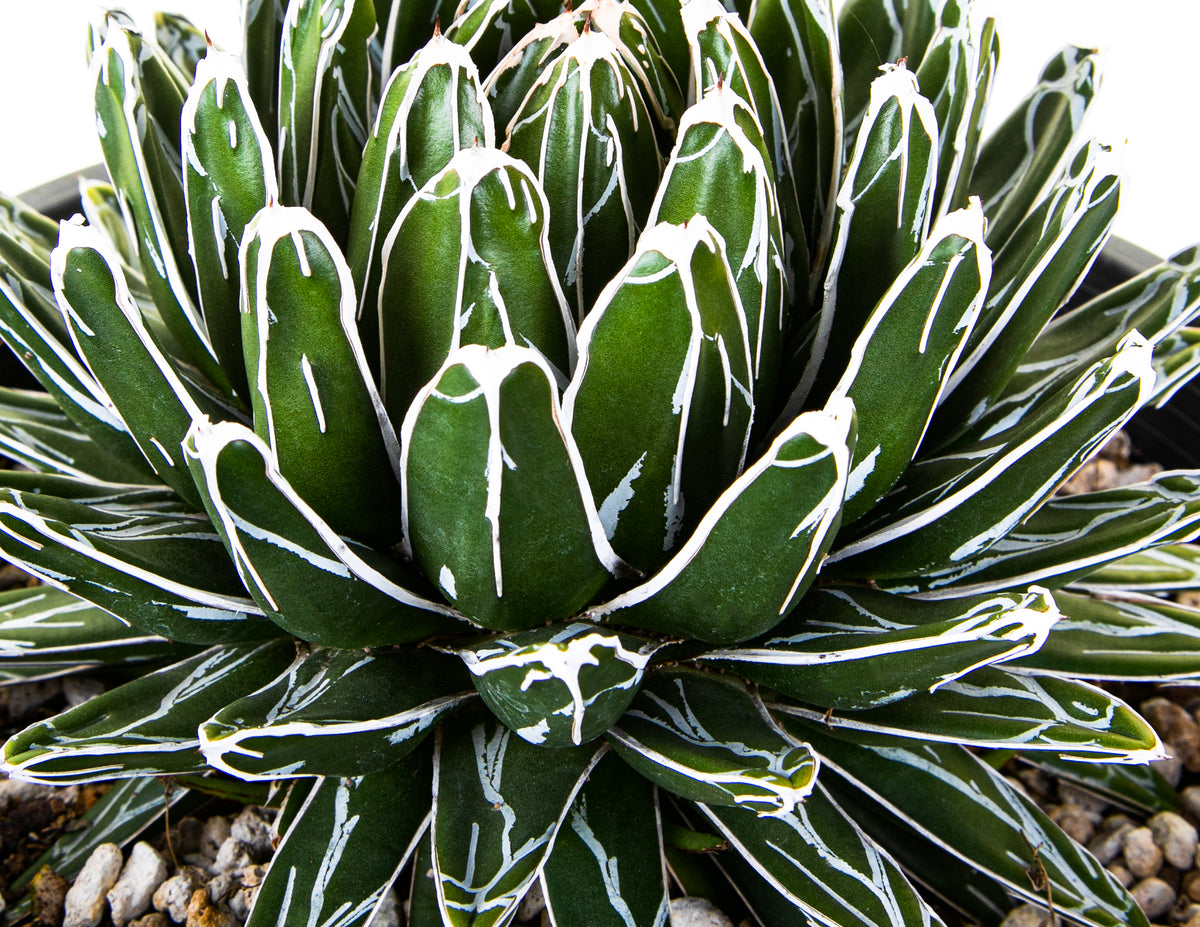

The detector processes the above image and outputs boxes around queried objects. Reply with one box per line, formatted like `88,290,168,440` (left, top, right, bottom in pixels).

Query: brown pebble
1131,877,1176,920
998,903,1052,927
31,866,70,927
1184,870,1200,903
1124,827,1164,880
185,889,236,927
1106,861,1134,888
1090,821,1136,865
1142,699,1200,772
1050,803,1096,845
130,915,170,927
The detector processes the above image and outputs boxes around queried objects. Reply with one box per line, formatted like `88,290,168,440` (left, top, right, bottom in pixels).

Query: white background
1,1,1197,257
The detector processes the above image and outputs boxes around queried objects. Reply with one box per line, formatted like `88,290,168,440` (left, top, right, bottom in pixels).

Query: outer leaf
936,140,1120,440
826,334,1156,585
277,0,376,240
182,51,278,404
240,205,403,544
830,202,990,523
94,26,227,388
3,639,295,784
0,262,154,480
401,345,624,630
201,645,473,779
185,417,462,647
563,219,754,573
52,214,215,509
1013,588,1200,682
0,585,194,685
706,586,1059,710
608,667,819,817
246,750,433,927
452,621,661,747
773,664,1163,762
589,402,851,645
944,14,997,214
793,64,938,409
505,25,663,321
903,470,1200,596
700,784,947,927
432,705,602,927
0,485,270,645
970,46,1099,251
0,386,151,484
647,83,785,410
793,725,1151,927
1074,542,1200,593
542,751,670,927
349,34,494,374
748,0,841,269
377,147,575,420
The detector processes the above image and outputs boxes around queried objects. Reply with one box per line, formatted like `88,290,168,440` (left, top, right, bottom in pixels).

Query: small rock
230,808,274,862
1149,812,1200,870
213,838,253,876
1057,782,1109,819
1131,877,1176,921
153,869,206,923
1124,827,1165,880
64,843,123,927
0,776,58,811
199,817,231,861
999,903,1052,927
366,887,402,927
1184,869,1200,902
1177,902,1200,925
1015,767,1052,800
205,872,239,906
170,818,204,859
1142,699,1200,772
31,866,69,927
1089,821,1137,865
1098,431,1132,465
669,898,734,927
185,888,236,927
1182,909,1200,927
130,916,170,927
1051,803,1096,845
1181,786,1200,822
62,676,105,708
517,879,546,922
1107,861,1134,888
227,888,249,923
5,679,64,721
1155,755,1186,788
108,842,169,927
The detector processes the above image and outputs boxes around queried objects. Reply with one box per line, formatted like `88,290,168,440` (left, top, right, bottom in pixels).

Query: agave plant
4,0,1200,925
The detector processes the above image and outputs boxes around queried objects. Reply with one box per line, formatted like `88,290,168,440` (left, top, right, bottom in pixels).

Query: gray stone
0,776,58,812
199,817,231,861
1123,826,1164,880
366,887,402,927
1130,877,1176,921
998,903,1051,927
517,879,546,922
1050,803,1096,845
1153,755,1185,788
1142,698,1200,771
107,842,169,927
213,838,253,877
63,843,123,927
230,807,274,862
153,869,206,923
1106,861,1134,888
668,897,734,927
1180,785,1200,822
1089,821,1136,865
1149,811,1200,870
205,872,239,906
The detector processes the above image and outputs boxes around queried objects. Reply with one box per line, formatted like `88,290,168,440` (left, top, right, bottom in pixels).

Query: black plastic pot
12,169,1196,468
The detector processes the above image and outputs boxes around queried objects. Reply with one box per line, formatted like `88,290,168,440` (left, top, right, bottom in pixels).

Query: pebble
1089,819,1136,864
1149,811,1200,870
1124,826,1165,879
1184,869,1200,902
63,843,123,927
1050,803,1096,845
366,887,402,927
185,888,237,927
131,916,170,927
31,866,69,927
213,839,254,878
229,809,273,862
1142,698,1200,772
998,903,1052,927
1131,877,1176,920
668,897,735,927
199,818,232,862
153,869,207,923
108,842,169,927
516,879,546,922
1107,861,1134,888
1182,786,1200,822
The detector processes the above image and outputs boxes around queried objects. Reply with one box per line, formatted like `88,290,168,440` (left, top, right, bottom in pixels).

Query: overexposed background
0,1,1197,257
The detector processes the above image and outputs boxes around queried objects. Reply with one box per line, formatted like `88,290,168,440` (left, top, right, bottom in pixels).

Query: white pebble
366,886,402,927
668,896,734,927
998,904,1052,927
1148,810,1199,870
1131,877,1176,920
199,816,231,860
63,843,123,927
213,837,254,876
152,869,205,923
230,807,274,861
1122,826,1164,880
517,879,546,922
107,842,168,927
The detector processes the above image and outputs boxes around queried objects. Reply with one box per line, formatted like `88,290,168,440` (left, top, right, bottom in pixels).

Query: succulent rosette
2,1,1200,925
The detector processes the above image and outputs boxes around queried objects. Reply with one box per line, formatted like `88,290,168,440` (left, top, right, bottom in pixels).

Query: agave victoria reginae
4,0,1200,925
